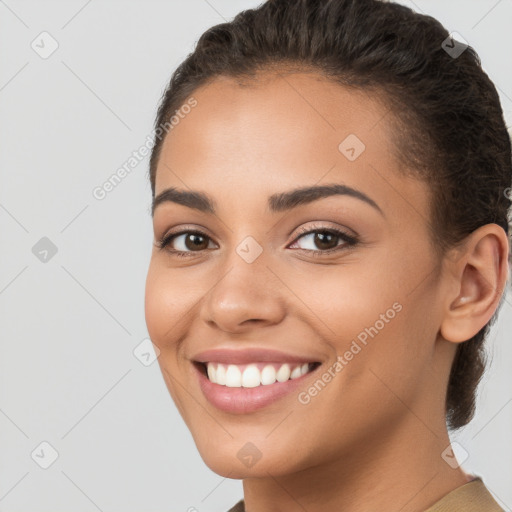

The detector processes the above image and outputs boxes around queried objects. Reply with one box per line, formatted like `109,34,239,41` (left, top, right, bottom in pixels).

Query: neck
242,414,471,512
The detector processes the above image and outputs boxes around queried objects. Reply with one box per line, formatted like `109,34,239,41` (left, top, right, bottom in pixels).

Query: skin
144,71,509,512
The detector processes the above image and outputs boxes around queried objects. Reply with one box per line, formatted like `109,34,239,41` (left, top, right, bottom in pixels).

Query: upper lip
192,348,321,365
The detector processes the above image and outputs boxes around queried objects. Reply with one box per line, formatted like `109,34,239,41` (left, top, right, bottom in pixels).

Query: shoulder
225,478,503,512
425,476,503,512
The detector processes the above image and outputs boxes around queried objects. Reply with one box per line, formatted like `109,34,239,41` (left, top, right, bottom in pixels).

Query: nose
199,250,287,334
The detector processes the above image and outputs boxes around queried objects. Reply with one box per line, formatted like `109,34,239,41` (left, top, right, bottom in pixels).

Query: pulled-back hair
148,0,512,430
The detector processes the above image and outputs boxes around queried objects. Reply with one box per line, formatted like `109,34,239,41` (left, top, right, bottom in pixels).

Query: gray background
0,0,511,510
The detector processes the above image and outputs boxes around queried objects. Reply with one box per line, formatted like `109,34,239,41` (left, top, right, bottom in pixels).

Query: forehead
158,71,392,173
155,71,426,219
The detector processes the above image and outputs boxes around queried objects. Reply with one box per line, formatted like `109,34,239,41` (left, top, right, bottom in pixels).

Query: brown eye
183,233,209,251
158,230,216,254
312,231,338,250
289,226,359,255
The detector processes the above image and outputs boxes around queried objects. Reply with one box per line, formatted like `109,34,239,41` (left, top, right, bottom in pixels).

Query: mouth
194,361,322,388
192,356,323,414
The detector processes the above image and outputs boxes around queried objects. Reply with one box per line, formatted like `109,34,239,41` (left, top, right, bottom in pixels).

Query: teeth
261,365,276,385
225,365,242,387
216,364,226,385
204,362,315,387
276,363,291,382
290,365,302,379
242,364,260,388
207,363,216,382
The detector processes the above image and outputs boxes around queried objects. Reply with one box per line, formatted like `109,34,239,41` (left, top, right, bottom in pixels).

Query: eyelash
156,225,359,259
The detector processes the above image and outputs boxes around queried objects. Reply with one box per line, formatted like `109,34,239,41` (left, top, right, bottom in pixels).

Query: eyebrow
151,183,384,217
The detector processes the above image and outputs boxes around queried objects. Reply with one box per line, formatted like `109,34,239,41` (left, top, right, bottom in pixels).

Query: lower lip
195,363,319,414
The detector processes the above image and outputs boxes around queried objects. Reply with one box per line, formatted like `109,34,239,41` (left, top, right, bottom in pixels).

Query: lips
193,347,318,366
191,348,322,413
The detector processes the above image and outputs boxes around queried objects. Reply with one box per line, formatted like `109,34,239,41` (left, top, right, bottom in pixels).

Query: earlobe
440,224,509,344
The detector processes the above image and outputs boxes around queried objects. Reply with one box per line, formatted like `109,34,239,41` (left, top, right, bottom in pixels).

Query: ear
440,224,510,343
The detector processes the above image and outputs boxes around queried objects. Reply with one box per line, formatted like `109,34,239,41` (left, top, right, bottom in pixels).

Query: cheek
144,262,199,347
285,260,394,341
292,255,432,392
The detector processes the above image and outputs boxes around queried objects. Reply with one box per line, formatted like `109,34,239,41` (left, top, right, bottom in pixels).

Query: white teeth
225,364,242,387
261,365,276,385
216,364,226,385
290,365,302,379
207,364,216,382
242,365,261,388
276,363,291,382
204,362,315,387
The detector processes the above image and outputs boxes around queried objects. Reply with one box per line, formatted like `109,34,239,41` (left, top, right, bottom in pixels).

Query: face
145,71,453,478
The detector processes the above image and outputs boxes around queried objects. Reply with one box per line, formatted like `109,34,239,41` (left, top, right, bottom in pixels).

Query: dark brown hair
148,0,512,430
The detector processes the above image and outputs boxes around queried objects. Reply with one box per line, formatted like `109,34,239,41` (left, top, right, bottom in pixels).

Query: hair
148,0,512,430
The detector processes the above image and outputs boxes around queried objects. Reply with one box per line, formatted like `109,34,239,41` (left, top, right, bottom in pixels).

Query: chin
192,434,308,479
199,450,290,479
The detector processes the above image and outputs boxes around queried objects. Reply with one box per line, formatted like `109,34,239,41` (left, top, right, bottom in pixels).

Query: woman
144,0,510,510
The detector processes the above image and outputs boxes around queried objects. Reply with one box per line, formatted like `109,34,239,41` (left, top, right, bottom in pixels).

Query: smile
191,349,323,414
202,361,318,387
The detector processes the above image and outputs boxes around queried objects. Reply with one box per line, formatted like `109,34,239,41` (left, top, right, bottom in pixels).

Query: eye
288,226,358,255
157,229,217,257
156,224,359,258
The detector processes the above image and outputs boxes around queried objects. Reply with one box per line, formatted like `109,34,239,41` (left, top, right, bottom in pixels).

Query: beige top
226,477,503,512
